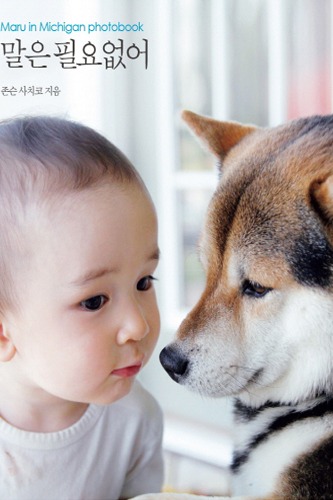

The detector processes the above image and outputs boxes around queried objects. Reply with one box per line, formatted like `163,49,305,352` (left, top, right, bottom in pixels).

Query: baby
0,116,163,499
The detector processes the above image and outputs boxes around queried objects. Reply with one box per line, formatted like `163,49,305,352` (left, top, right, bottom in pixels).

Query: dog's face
160,112,333,405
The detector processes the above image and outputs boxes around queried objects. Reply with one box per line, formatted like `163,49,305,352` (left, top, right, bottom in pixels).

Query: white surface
163,413,233,468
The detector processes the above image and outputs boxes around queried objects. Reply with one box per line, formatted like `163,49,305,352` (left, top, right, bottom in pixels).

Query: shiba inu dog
133,112,333,500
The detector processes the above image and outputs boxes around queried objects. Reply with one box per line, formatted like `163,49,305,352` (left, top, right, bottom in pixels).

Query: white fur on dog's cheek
188,294,287,398
177,286,333,403
273,288,333,400
176,294,284,398
239,287,333,405
177,316,253,397
178,340,227,396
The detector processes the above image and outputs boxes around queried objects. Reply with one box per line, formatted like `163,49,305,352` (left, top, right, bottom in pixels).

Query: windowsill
162,412,232,495
163,412,233,468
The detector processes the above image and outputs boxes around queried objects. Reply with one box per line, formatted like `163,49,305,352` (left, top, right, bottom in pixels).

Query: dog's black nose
159,345,189,383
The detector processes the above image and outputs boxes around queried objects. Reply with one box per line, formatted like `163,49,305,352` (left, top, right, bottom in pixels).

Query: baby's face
6,181,160,405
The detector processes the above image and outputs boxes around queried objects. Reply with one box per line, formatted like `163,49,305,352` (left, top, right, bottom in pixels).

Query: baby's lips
111,363,143,378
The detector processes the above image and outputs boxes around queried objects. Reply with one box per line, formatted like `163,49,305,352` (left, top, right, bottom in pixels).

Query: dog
132,111,333,500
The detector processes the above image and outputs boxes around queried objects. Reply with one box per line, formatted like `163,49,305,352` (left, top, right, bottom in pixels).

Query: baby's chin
92,376,136,406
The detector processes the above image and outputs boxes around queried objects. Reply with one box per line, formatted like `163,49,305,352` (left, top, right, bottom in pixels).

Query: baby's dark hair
0,115,143,313
0,115,141,188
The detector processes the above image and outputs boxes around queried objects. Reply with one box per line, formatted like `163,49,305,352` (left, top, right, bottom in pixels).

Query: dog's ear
182,110,257,159
311,176,333,222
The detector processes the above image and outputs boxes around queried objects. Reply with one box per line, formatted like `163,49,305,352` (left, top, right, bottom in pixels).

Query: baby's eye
80,295,108,311
137,275,156,292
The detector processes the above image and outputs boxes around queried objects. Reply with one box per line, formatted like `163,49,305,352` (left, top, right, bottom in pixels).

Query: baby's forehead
25,179,154,224
23,180,157,274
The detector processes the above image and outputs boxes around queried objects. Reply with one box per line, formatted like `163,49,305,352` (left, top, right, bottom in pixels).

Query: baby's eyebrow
69,248,160,287
70,267,117,287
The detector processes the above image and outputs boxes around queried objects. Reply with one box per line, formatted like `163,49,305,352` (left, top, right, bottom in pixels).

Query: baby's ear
0,323,16,362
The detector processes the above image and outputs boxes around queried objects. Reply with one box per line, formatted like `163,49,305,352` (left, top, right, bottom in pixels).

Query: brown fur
178,112,333,348
155,112,333,499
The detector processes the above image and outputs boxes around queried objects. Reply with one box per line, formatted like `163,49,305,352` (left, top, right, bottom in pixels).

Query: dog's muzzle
159,344,189,383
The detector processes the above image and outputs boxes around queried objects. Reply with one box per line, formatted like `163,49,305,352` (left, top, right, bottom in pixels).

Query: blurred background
1,0,332,495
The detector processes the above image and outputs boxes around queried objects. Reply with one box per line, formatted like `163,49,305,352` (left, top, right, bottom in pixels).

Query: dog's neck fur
233,392,333,419
231,393,333,473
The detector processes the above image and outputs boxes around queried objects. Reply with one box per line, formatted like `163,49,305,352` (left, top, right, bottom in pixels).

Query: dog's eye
242,280,272,298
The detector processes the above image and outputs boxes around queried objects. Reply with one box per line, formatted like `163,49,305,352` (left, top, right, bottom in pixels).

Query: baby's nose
116,299,149,344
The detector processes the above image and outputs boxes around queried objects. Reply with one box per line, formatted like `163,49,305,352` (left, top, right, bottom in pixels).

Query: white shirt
0,381,164,500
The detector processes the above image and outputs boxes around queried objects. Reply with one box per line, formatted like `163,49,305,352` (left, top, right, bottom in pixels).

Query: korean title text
0,38,149,70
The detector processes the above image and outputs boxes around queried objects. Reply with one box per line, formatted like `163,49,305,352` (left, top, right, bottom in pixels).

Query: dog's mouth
160,343,267,398
159,344,190,383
